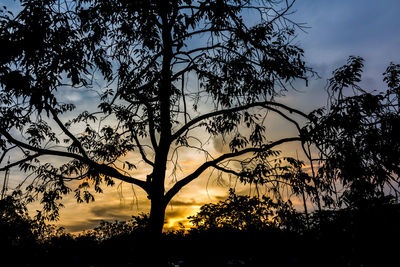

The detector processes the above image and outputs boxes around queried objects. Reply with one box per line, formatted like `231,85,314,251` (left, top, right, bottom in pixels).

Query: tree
0,191,68,265
0,192,38,247
188,188,300,232
0,0,311,236
307,56,400,208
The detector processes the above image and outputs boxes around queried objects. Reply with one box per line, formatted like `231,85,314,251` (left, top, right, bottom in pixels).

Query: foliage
188,189,302,232
0,0,311,234
0,192,38,247
0,191,67,242
307,56,400,208
81,213,150,241
0,192,71,266
1,191,399,266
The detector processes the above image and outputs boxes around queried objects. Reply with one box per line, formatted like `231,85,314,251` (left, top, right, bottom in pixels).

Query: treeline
1,190,399,266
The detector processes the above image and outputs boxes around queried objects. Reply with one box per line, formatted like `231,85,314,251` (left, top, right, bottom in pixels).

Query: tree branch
164,136,302,204
0,145,16,165
49,106,89,159
171,101,309,141
212,163,242,177
123,92,159,150
0,130,149,191
132,133,154,166
0,152,42,172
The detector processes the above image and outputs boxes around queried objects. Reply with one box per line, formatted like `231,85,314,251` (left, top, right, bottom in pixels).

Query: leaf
124,161,136,170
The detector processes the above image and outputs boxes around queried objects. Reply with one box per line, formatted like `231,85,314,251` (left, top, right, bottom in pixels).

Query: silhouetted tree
83,213,150,241
188,188,302,232
0,0,312,237
0,192,37,247
307,56,400,209
0,191,70,266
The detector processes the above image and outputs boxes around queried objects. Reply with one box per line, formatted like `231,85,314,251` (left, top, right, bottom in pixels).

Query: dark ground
1,197,400,266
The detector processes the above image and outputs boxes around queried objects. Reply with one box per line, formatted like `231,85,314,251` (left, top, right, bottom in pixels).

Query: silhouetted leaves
328,55,364,94
308,56,400,208
0,0,312,235
1,189,400,266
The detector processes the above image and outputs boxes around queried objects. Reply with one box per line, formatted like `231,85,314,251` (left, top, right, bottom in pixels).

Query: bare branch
132,133,154,167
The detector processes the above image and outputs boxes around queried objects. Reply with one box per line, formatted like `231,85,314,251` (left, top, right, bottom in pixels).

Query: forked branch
164,136,302,204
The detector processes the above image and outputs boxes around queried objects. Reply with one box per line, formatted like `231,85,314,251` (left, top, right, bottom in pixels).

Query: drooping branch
171,101,310,142
212,163,242,177
0,152,42,172
132,132,154,167
266,106,302,132
0,145,16,165
164,136,302,204
123,91,159,150
0,129,149,192
48,106,89,159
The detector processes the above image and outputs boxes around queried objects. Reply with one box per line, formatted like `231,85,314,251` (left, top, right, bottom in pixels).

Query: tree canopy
188,188,300,232
2,0,399,239
307,56,400,208
0,0,312,235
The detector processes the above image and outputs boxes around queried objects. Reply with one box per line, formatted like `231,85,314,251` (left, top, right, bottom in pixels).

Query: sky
2,0,400,233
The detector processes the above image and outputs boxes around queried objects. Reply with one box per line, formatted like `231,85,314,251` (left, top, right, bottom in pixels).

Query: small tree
0,193,37,246
0,191,66,265
0,0,311,236
188,189,300,232
307,56,400,208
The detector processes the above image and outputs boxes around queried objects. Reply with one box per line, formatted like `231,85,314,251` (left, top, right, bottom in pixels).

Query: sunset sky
3,0,400,233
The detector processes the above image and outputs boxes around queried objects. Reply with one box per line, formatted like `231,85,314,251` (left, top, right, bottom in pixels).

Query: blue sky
294,0,400,90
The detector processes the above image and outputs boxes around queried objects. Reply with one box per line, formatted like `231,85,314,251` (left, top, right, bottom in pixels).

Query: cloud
165,205,201,230
212,136,225,154
165,209,189,220
64,92,83,103
90,202,142,221
294,0,400,74
169,199,203,207
60,219,104,233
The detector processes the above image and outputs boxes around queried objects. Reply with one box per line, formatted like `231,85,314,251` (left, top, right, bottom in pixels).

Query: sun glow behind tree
0,0,318,236
1,0,400,236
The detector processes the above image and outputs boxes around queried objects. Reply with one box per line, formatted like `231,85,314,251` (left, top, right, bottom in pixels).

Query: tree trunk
148,148,169,237
149,192,166,238
147,1,172,239
147,187,168,266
